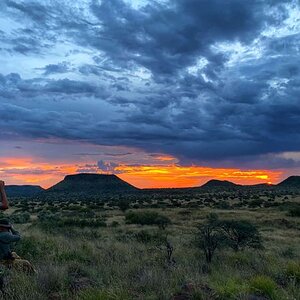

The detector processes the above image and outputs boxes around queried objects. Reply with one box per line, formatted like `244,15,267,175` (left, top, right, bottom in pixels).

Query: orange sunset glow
0,156,282,189
117,165,282,188
0,157,78,187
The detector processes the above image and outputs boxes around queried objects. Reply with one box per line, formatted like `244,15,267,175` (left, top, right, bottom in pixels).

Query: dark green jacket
0,229,20,260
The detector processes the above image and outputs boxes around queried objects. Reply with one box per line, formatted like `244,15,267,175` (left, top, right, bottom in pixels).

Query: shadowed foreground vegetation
1,189,300,299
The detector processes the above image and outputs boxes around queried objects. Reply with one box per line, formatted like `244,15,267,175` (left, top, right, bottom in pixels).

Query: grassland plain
0,191,299,300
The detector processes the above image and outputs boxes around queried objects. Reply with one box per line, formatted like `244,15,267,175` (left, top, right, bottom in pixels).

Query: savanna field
1,0,300,299
1,187,300,300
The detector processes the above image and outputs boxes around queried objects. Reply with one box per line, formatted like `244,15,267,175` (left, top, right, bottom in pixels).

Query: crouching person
0,219,36,274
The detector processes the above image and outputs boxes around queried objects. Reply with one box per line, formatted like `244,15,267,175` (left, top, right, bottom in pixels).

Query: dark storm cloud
0,102,91,140
0,73,110,98
87,0,274,76
44,79,99,94
79,65,103,76
41,62,71,75
4,0,50,22
0,0,299,169
2,0,283,72
72,152,132,157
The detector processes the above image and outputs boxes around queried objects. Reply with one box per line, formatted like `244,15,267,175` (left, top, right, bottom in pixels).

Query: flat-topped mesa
47,173,138,194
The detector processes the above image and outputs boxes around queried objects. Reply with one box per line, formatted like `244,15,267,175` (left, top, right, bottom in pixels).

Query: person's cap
0,219,11,228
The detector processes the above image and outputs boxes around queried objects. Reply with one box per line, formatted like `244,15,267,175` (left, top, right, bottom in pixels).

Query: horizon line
4,172,298,190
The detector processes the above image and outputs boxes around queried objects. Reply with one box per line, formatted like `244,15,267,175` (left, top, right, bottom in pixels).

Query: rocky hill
201,179,239,189
277,176,300,188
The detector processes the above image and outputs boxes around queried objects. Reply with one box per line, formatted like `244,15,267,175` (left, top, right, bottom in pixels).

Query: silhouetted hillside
47,173,138,194
6,185,44,197
277,176,300,188
246,183,273,188
201,179,239,189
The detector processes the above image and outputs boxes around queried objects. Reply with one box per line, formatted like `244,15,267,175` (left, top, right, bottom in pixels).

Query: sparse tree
195,213,224,263
219,220,262,251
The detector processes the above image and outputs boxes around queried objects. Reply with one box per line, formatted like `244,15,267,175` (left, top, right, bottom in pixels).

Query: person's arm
0,229,21,244
0,181,9,210
9,227,21,242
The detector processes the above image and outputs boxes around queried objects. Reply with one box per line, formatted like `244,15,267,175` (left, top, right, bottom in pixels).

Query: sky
0,0,299,188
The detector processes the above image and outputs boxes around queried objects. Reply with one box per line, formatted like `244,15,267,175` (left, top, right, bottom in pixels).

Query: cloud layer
0,0,300,176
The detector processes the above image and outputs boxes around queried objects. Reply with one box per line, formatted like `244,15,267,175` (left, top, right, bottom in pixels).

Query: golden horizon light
0,156,283,189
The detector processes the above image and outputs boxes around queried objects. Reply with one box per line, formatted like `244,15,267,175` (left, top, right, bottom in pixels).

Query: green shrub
118,201,130,212
249,275,277,299
215,201,231,209
285,261,300,282
111,221,120,227
248,199,264,208
60,218,107,228
214,279,247,299
125,211,171,229
280,247,295,258
14,236,57,260
288,206,300,217
178,210,191,215
219,219,262,251
134,230,166,244
37,211,59,222
37,213,107,229
10,212,31,224
56,250,92,263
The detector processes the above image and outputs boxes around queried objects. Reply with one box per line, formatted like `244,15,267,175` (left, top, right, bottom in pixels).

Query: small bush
118,201,130,212
37,211,59,222
134,230,166,244
288,206,300,217
177,210,191,215
125,211,171,229
248,199,264,208
110,221,120,227
60,218,107,228
215,279,247,299
10,212,31,224
280,247,295,258
37,213,107,229
249,275,277,299
56,250,92,263
285,261,300,283
15,236,57,260
219,219,262,251
215,201,231,209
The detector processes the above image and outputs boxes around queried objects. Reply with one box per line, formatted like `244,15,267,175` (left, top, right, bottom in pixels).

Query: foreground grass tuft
249,275,278,299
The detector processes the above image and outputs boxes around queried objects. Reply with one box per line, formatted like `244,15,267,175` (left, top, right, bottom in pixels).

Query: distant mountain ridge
199,176,300,190
3,175,300,198
47,173,138,194
5,185,44,197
